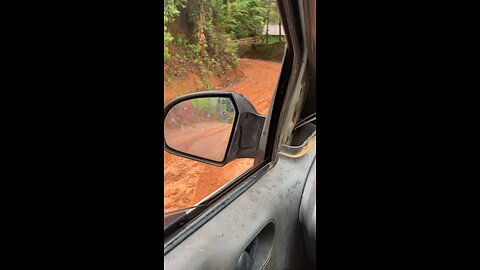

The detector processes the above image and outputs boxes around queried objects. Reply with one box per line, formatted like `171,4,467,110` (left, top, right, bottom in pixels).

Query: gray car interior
299,159,316,268
164,149,316,270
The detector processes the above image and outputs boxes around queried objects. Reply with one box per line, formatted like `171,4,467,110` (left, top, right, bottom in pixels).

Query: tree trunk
279,18,282,41
197,0,207,57
266,8,269,44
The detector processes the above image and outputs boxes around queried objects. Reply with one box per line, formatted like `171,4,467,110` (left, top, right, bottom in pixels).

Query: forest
164,0,282,85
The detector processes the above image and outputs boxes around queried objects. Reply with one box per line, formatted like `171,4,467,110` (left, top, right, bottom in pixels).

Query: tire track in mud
164,59,281,212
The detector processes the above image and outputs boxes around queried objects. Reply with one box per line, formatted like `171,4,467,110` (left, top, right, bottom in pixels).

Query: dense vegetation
164,0,281,85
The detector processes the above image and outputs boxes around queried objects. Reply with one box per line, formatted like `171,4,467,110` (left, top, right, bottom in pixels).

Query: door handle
234,222,275,270
235,237,259,270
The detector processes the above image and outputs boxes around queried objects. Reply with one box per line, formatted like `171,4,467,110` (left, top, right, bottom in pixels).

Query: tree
164,0,185,60
279,13,282,41
191,0,209,57
222,0,266,39
164,0,268,82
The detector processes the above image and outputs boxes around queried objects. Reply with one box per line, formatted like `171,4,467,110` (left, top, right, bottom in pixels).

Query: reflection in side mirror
164,97,236,162
164,91,266,167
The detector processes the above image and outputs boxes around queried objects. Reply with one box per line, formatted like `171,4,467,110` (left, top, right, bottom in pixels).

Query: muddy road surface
165,121,233,162
164,59,282,212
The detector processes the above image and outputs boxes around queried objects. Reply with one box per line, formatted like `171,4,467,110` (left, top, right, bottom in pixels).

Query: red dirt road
165,121,233,162
164,59,281,212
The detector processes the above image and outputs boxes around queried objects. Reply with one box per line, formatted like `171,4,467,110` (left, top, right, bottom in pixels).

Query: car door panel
299,159,316,268
164,148,316,270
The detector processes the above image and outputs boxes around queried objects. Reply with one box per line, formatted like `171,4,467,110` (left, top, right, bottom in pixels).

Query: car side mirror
164,91,266,167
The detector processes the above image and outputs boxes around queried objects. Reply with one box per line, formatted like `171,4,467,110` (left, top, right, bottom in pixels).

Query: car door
164,0,316,269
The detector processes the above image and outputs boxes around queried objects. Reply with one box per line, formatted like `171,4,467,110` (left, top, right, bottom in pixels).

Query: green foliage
164,0,275,86
190,98,235,122
190,98,217,114
223,0,266,39
164,0,184,59
263,35,283,44
164,31,173,59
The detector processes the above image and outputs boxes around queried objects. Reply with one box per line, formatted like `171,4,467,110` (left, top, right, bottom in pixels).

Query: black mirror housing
164,91,265,166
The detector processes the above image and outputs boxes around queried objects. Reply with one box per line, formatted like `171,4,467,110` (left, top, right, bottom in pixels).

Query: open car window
163,0,288,237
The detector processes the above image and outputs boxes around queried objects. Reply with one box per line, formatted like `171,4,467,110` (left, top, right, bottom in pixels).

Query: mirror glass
164,97,236,162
